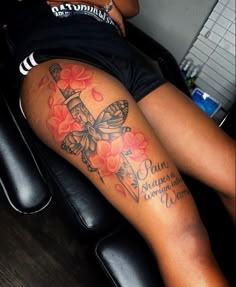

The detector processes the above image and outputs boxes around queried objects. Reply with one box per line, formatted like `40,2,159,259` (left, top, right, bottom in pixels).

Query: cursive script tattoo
161,189,190,208
136,159,189,206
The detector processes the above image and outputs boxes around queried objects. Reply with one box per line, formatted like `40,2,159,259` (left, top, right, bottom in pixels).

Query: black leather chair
1,9,235,286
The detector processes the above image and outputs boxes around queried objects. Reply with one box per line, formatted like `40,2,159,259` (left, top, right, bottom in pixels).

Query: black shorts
18,46,167,103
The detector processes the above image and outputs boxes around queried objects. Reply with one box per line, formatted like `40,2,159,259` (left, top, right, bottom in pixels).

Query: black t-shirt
7,1,131,66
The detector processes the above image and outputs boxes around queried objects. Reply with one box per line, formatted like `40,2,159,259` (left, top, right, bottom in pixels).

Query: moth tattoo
49,63,140,202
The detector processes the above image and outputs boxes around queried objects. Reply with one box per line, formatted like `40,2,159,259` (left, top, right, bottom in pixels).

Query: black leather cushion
4,92,123,239
95,228,164,287
27,136,124,239
0,94,51,213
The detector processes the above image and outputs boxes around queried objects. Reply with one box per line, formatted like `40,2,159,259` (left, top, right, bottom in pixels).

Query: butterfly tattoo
62,99,131,171
49,63,141,201
49,63,131,172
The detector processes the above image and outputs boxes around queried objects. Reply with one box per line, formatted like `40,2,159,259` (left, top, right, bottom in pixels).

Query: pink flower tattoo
90,137,124,177
57,64,93,91
122,131,148,161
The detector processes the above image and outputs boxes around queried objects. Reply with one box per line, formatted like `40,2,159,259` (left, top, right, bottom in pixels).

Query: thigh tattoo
38,62,190,206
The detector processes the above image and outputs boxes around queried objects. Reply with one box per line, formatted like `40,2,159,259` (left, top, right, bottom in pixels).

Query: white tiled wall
183,0,236,122
131,0,217,63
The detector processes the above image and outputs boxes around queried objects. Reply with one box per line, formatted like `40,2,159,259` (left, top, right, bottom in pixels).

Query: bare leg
21,60,228,286
139,83,236,222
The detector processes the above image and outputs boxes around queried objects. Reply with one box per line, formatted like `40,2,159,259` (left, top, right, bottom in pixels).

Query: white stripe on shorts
19,52,38,76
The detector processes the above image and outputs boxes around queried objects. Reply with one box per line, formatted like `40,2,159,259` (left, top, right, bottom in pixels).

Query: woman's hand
108,2,126,37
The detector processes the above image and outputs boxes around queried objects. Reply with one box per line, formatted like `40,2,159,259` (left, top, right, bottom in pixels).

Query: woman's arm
85,0,140,18
113,0,140,18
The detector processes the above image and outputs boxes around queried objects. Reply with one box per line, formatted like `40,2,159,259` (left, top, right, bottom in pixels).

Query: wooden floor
0,190,109,287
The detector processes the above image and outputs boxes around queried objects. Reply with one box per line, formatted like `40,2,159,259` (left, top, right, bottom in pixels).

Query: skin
139,84,236,221
18,0,235,286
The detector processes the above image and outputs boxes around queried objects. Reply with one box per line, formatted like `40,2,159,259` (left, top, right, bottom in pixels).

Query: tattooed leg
138,83,236,222
21,59,228,287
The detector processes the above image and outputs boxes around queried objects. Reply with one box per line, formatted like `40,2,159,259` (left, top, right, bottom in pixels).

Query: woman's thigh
21,59,229,285
23,60,216,244
138,83,236,199
21,59,204,228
